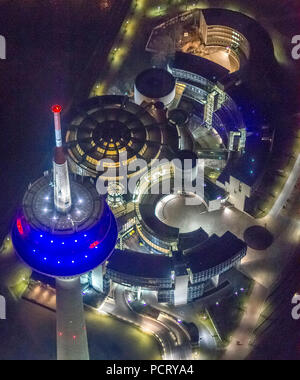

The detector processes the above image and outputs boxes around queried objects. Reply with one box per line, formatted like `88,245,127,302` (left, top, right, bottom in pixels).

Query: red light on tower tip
52,105,62,113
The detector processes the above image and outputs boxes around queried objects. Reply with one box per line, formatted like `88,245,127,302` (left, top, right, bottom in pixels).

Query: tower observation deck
11,106,118,360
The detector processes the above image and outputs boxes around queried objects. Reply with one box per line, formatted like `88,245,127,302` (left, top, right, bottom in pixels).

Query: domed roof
11,175,117,278
135,68,176,99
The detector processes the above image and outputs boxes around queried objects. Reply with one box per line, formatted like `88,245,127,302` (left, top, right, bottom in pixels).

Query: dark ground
249,251,300,361
0,0,131,243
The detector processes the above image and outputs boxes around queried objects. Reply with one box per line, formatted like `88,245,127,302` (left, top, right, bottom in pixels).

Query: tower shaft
56,277,89,361
53,158,72,214
52,105,72,213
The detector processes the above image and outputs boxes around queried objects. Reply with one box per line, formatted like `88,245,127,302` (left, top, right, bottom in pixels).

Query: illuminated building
147,8,275,216
146,9,250,74
28,7,278,308
62,65,246,306
107,182,125,209
103,232,246,305
65,95,189,181
11,106,118,360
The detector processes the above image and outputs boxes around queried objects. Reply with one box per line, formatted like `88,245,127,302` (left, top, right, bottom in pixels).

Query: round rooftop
168,109,190,126
23,176,103,234
11,175,118,278
66,96,180,179
135,68,176,99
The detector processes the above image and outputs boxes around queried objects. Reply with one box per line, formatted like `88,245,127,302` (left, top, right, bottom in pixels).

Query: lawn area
86,310,162,360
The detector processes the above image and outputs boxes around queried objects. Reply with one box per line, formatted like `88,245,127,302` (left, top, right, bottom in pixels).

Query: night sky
0,0,128,240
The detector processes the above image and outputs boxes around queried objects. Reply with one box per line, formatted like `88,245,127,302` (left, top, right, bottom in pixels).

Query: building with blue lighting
12,175,117,278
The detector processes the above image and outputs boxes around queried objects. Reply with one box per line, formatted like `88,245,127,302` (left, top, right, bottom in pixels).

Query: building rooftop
65,96,180,179
139,193,180,242
107,249,173,279
185,231,247,273
217,146,269,187
135,68,176,99
178,227,209,252
173,51,229,84
202,8,276,69
107,231,246,280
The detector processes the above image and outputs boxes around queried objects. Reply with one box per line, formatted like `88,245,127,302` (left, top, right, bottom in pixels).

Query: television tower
52,105,72,214
12,106,118,360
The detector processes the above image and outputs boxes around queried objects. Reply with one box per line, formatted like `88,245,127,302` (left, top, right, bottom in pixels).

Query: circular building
12,174,117,278
134,68,176,106
65,96,182,181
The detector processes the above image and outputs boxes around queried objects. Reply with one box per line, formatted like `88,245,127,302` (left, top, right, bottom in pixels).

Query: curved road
143,290,217,356
102,285,192,360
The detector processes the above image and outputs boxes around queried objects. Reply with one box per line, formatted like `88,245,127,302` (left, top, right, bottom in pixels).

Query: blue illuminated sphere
11,175,118,278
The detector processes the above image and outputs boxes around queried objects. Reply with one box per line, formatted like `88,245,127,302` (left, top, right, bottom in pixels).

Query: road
1,236,192,360
70,0,131,107
246,157,300,360
91,0,150,96
269,153,300,218
142,290,217,356
221,150,300,359
249,252,300,360
114,158,300,361
223,282,268,360
102,285,193,360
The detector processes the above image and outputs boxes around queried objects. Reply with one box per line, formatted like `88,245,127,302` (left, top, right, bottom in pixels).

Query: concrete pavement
220,154,300,360
222,282,268,360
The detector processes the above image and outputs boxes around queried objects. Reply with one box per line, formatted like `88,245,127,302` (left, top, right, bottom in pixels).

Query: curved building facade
103,231,247,305
133,159,226,255
60,17,257,306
